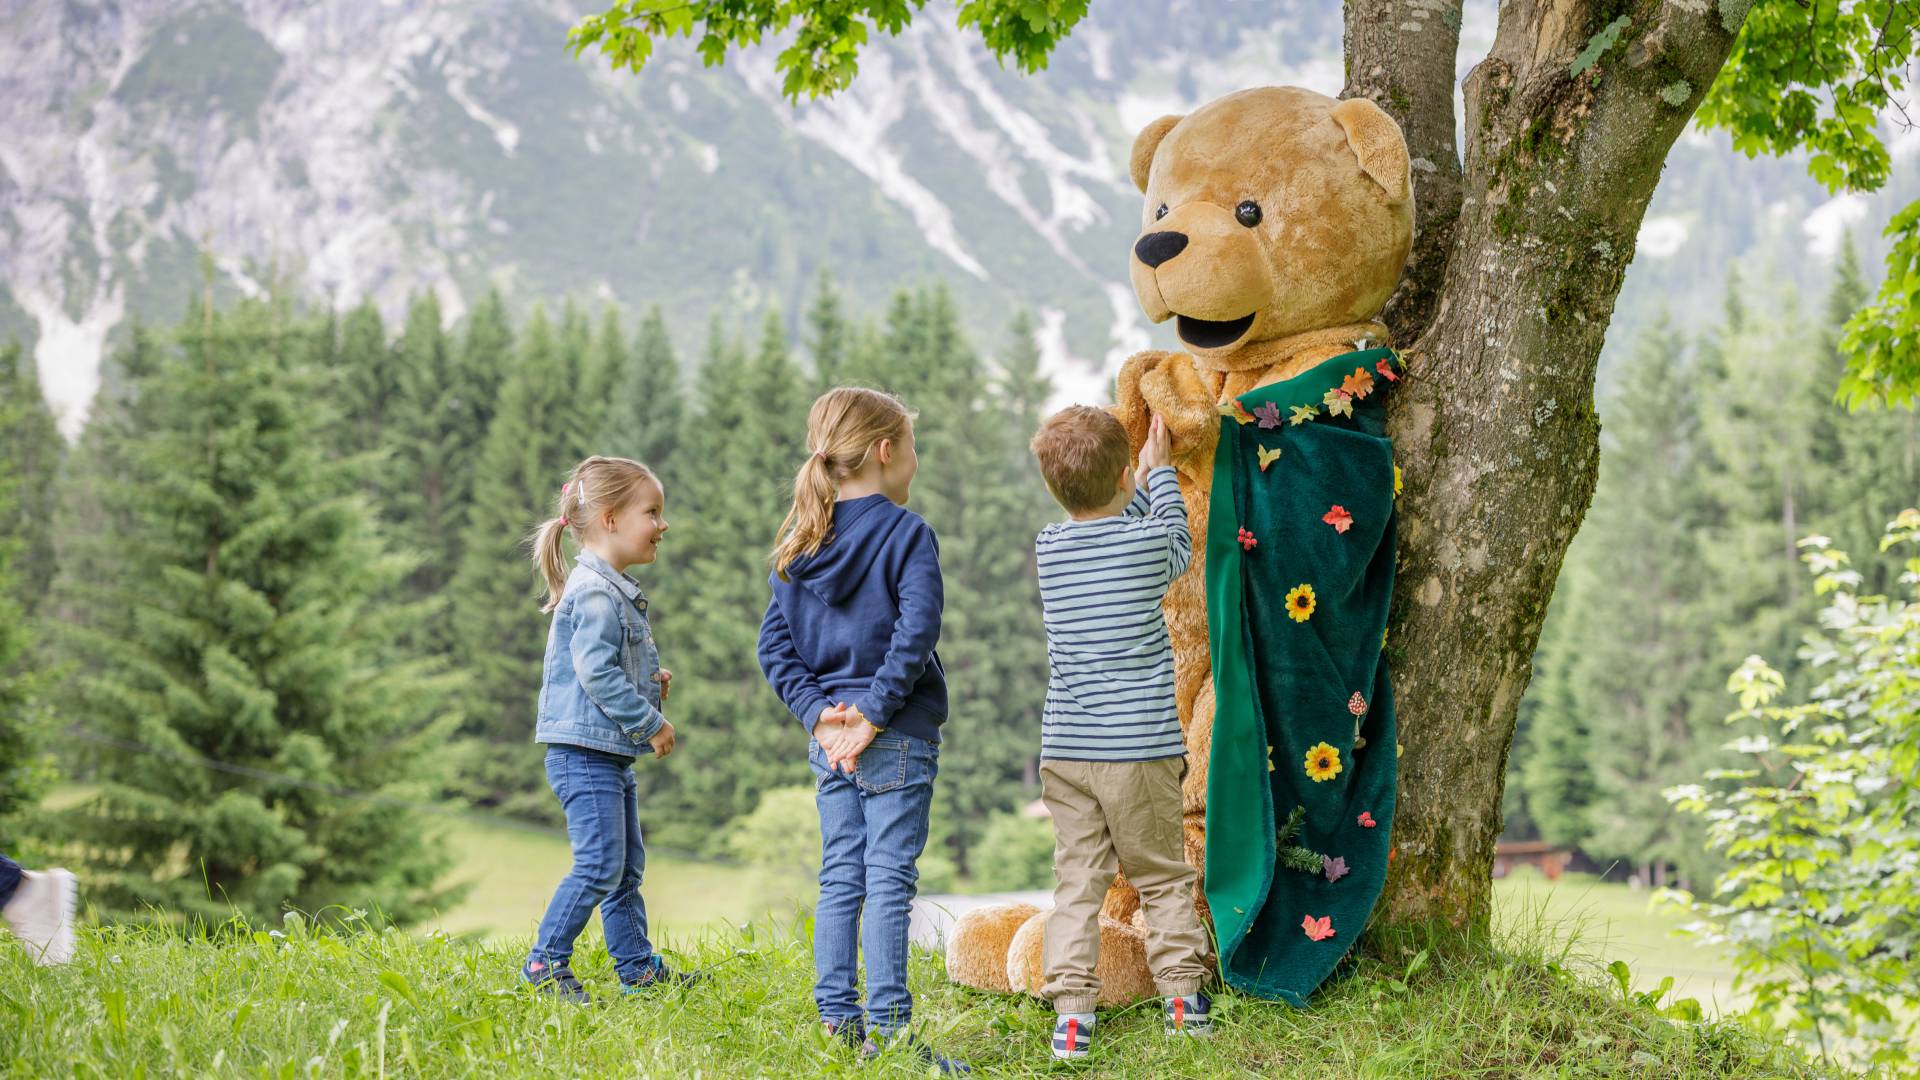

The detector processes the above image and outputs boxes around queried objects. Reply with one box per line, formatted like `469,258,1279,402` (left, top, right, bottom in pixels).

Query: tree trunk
1343,0,1746,935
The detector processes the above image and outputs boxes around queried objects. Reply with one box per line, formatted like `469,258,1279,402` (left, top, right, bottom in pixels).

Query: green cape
1203,347,1400,1007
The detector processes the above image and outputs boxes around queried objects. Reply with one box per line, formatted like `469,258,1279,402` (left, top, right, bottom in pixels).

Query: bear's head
1128,87,1414,366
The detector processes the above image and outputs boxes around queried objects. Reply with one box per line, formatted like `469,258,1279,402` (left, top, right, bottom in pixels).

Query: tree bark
1348,0,1747,934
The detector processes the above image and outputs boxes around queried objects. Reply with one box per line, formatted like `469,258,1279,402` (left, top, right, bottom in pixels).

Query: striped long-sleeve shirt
1036,466,1193,761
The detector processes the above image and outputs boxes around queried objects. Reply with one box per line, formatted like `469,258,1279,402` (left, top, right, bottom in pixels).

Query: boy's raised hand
1137,412,1171,486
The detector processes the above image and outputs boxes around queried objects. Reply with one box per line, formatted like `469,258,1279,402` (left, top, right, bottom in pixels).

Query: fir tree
0,445,48,833
929,308,1056,871
386,291,464,602
43,327,164,640
599,305,686,482
59,296,458,925
640,313,809,849
330,301,394,464
451,305,579,810
0,345,62,615
1813,241,1919,597
1540,316,1721,885
806,271,849,389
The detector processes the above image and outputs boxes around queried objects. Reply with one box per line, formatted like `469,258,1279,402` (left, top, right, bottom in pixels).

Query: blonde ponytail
771,387,912,580
533,515,571,612
530,455,660,612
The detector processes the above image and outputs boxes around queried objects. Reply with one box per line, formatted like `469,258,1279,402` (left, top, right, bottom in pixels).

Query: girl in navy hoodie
757,387,966,1073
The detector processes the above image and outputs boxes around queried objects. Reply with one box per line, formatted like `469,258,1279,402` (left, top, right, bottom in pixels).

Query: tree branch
1344,0,1468,348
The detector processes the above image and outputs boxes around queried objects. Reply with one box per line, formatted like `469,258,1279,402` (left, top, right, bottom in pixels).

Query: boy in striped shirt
1028,406,1213,1060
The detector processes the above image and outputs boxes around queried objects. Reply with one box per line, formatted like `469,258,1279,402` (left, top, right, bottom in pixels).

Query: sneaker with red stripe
1164,992,1212,1036
1051,1013,1094,1060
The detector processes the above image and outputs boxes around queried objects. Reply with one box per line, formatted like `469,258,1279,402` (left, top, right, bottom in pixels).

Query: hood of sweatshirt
783,494,911,606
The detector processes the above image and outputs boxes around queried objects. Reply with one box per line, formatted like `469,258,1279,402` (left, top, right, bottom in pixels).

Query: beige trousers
1038,756,1213,1013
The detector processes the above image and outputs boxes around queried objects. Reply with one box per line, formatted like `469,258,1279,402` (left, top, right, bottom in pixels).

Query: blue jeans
809,730,939,1035
526,745,656,982
0,853,19,908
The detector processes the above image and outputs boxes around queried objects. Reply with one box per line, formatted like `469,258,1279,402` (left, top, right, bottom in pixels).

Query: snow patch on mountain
739,45,990,280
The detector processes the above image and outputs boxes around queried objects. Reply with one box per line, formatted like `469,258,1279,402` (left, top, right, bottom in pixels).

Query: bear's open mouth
1175,312,1256,350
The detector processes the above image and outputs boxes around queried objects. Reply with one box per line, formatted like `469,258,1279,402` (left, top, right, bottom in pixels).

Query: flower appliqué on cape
1304,742,1343,783
1285,583,1316,622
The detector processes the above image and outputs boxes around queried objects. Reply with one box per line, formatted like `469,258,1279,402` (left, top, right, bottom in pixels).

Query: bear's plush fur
944,86,1413,1005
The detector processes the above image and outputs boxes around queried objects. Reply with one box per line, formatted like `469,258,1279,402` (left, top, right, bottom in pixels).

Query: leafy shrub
1666,509,1920,1073
724,786,820,876
969,811,1056,892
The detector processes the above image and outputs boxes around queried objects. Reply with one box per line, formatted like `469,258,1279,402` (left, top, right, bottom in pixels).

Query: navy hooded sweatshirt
757,494,947,745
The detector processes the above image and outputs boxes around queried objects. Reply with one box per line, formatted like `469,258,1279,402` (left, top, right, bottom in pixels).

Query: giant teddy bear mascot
946,85,1413,1008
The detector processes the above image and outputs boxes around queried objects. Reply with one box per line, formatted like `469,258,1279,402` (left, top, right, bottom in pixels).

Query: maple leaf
1218,399,1255,425
1258,445,1283,471
1289,405,1319,426
1342,368,1375,399
1376,358,1400,382
1301,914,1335,941
1322,855,1349,884
1322,389,1354,418
1252,401,1282,429
1323,505,1353,534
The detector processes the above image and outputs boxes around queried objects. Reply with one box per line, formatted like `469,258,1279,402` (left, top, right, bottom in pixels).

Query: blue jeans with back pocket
809,730,939,1035
526,745,656,983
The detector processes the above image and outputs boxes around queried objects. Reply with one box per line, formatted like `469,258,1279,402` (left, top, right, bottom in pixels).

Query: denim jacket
534,549,665,757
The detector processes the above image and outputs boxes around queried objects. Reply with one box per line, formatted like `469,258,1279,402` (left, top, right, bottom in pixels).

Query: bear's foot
1005,909,1158,1006
943,902,1042,994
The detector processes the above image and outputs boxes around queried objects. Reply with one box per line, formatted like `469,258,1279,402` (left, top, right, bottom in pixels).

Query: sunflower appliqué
1285,583,1316,622
1304,741,1343,783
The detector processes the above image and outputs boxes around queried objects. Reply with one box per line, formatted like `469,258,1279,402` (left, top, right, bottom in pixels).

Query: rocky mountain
3,0,1914,435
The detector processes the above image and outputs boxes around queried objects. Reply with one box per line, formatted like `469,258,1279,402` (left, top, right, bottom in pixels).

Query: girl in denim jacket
521,455,700,1003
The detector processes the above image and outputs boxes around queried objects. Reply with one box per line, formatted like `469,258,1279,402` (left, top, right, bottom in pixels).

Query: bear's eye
1236,200,1262,228
1155,203,1169,221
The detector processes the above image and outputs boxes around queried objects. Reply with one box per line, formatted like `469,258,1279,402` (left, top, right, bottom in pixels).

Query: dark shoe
861,1031,971,1074
1164,992,1212,1036
1051,1013,1095,1060
620,957,705,995
521,962,592,1004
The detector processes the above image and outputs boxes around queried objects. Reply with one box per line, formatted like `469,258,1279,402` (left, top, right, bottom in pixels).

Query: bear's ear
1129,115,1182,193
1330,97,1411,203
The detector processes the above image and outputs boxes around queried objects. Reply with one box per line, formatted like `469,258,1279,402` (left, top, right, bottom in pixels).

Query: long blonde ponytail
771,387,912,580
531,455,659,612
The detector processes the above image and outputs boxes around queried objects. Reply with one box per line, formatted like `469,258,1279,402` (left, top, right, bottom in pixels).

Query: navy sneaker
1164,992,1212,1036
1051,1013,1095,1061
860,1030,972,1074
520,961,591,1004
620,957,705,995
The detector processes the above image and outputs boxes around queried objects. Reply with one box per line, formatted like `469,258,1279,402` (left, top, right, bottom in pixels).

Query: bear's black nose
1134,231,1189,269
